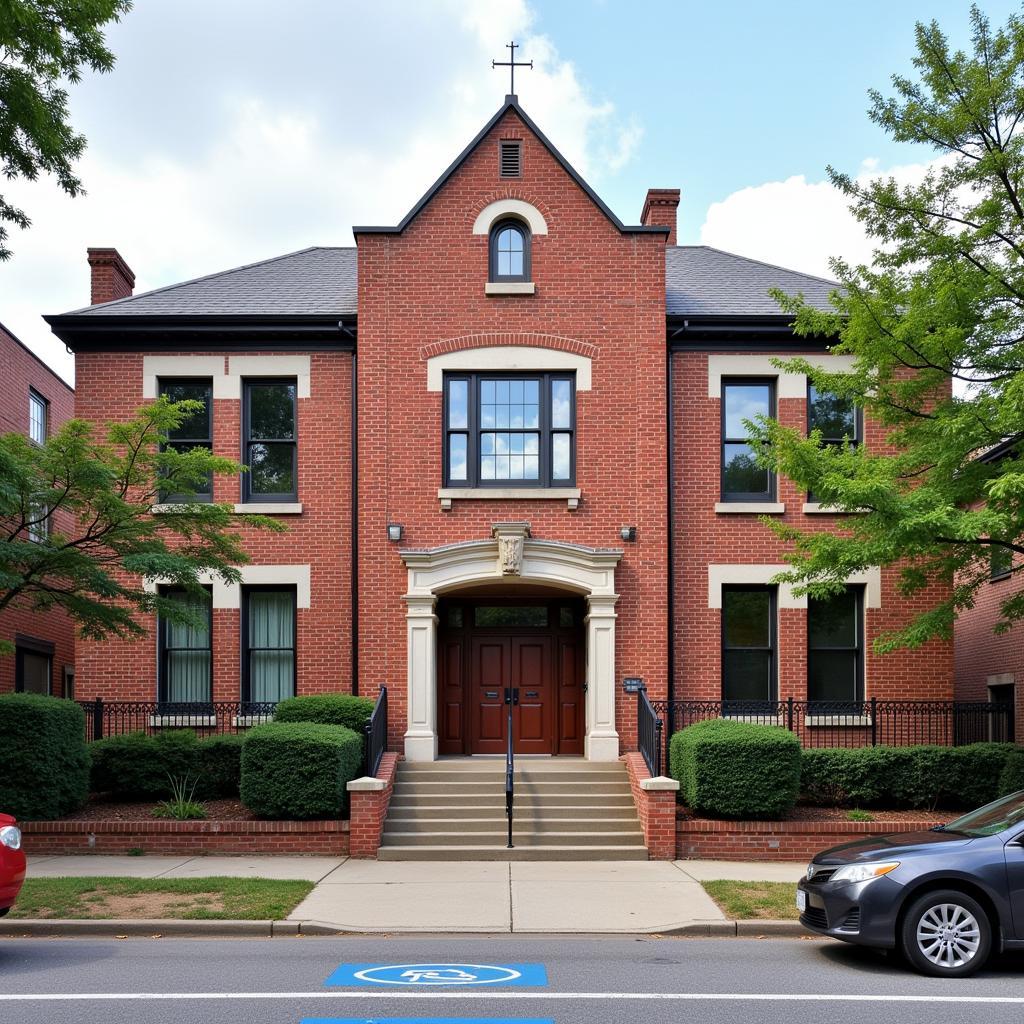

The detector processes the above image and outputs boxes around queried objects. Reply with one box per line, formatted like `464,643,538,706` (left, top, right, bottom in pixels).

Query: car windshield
940,790,1024,837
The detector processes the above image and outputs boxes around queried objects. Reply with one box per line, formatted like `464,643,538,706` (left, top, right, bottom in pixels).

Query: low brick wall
623,752,679,860
348,751,400,858
676,817,942,861
22,818,350,856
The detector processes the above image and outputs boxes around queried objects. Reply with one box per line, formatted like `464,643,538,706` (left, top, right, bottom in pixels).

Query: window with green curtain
245,589,295,702
160,589,211,703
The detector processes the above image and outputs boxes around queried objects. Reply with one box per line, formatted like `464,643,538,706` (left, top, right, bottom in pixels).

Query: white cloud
0,0,643,385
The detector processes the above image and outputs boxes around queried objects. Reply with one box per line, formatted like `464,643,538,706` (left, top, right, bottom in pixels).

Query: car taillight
0,825,21,850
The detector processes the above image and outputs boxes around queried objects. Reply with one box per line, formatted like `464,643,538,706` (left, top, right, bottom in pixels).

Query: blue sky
2,0,1019,383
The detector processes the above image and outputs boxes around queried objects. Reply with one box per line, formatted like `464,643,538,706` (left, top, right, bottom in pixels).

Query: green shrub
90,730,198,798
273,694,375,734
999,748,1024,797
196,734,244,797
240,722,363,819
669,719,801,819
951,743,1017,807
0,693,90,819
800,747,896,807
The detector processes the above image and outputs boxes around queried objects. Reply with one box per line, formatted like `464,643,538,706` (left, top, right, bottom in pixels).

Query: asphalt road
3,935,1024,1024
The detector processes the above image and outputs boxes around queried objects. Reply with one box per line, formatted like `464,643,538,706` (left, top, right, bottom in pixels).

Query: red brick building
0,323,76,697
46,96,953,760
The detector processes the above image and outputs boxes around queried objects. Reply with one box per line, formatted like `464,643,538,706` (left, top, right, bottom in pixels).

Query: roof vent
500,140,521,178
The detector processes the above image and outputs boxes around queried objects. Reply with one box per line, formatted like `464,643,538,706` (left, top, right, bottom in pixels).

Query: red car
0,814,25,917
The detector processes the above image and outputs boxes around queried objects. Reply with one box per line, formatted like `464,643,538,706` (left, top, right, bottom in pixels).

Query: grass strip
10,876,314,920
701,880,800,920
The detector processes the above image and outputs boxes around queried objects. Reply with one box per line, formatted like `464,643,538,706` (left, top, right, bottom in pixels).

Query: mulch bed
59,796,258,822
676,804,947,824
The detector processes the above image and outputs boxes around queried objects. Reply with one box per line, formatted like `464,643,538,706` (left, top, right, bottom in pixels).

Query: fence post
93,696,104,742
656,718,664,778
870,696,877,747
786,696,794,732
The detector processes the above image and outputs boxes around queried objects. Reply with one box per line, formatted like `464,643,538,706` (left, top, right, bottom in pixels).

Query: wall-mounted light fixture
619,526,636,542
387,523,404,543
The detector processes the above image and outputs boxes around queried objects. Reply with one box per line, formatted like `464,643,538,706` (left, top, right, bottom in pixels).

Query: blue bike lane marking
323,963,549,987
301,1019,554,1024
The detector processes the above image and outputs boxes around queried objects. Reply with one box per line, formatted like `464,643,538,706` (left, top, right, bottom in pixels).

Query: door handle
504,687,520,706
485,691,498,699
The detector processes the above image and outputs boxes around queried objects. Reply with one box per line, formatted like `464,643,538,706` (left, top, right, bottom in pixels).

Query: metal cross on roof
492,40,532,96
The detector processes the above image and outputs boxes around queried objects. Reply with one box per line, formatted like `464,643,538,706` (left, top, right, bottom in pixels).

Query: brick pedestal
347,751,400,858
624,751,679,859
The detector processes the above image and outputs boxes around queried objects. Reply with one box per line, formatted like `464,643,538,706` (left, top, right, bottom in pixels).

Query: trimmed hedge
239,722,363,819
670,718,802,819
89,731,244,799
800,742,1017,810
0,693,90,819
999,748,1024,797
273,694,375,734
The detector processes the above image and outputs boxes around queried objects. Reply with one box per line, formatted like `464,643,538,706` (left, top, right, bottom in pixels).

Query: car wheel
899,889,991,978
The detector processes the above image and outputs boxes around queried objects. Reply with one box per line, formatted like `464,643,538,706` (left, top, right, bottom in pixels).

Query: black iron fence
364,686,388,777
77,699,280,742
647,698,1015,770
637,689,663,776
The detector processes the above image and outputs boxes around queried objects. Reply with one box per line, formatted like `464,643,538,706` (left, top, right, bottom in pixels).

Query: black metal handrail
505,686,517,850
365,686,388,777
638,689,663,777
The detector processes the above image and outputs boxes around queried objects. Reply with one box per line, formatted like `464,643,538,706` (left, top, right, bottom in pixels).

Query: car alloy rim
916,903,981,968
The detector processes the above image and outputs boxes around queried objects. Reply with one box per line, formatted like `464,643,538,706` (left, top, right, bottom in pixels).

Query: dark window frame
442,371,575,488
488,218,531,282
14,634,53,695
807,584,865,705
157,586,213,704
241,378,298,503
28,388,48,445
241,585,297,704
807,384,863,502
720,378,776,502
158,377,214,503
720,585,777,705
990,545,1013,582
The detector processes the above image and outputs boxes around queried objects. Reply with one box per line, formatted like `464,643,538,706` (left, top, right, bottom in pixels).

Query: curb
0,917,812,938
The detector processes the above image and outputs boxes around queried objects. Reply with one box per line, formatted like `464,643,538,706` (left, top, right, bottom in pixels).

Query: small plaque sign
622,677,645,693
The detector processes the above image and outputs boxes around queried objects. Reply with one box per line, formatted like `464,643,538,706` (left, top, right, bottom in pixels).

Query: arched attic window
489,218,531,283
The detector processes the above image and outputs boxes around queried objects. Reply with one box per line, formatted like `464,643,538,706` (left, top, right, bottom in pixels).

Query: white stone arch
400,524,622,762
472,198,548,236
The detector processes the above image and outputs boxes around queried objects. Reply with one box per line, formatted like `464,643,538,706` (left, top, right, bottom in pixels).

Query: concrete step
386,805,639,820
399,759,611,772
377,845,650,862
384,816,642,833
395,769,627,784
382,829,644,847
388,794,637,809
391,781,633,796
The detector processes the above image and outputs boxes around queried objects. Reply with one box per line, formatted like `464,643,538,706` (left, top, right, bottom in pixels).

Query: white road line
1,992,1024,1004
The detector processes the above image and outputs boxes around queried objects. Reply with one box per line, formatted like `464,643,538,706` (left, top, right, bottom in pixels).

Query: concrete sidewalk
24,855,805,934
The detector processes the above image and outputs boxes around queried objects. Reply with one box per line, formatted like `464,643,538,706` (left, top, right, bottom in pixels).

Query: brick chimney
87,248,135,305
641,188,680,246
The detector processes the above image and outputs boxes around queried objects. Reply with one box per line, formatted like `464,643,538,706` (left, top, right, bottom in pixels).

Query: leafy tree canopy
0,398,283,654
756,4,1024,651
0,0,131,259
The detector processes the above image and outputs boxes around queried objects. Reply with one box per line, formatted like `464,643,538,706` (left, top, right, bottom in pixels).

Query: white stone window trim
706,354,857,398
707,564,881,609
802,502,861,514
485,281,536,296
805,715,873,727
438,487,581,511
472,198,548,236
149,715,217,728
144,564,311,609
714,502,785,514
233,503,303,515
232,714,275,727
426,345,592,392
142,354,311,400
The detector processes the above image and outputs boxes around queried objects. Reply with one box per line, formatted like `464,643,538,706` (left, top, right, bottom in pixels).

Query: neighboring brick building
45,95,953,760
954,438,1022,741
0,322,76,697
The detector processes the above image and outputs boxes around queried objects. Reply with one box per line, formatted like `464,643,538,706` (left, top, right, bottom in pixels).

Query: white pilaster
585,594,620,761
402,594,439,761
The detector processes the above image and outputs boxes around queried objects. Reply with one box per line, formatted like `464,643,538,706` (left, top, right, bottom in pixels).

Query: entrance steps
378,758,647,861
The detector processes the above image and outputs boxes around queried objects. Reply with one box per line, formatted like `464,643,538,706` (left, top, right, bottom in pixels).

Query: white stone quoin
400,525,623,762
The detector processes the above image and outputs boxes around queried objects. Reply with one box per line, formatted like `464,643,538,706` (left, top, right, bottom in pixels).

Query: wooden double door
437,597,585,756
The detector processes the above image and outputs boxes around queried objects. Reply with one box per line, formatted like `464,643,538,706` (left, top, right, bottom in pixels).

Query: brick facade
0,324,76,698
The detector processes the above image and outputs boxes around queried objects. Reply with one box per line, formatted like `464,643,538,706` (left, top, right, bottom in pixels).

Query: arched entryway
400,522,623,761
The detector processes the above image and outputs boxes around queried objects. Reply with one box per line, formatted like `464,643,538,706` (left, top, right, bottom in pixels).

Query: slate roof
53,242,838,323
666,245,838,317
63,246,358,318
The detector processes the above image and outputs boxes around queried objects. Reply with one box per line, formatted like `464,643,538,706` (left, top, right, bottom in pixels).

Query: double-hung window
990,545,1012,581
242,587,296,703
158,588,212,704
27,503,49,543
443,373,574,487
807,385,861,500
721,380,774,501
721,586,776,706
28,389,47,445
243,380,297,502
159,379,213,502
807,586,864,706
15,637,52,695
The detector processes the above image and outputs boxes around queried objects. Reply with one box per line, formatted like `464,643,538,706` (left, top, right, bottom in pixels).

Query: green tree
0,0,131,260
755,5,1024,651
0,398,282,653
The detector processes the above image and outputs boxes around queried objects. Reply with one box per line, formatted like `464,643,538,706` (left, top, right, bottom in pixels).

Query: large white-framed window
158,588,212,704
242,586,296,703
28,389,47,445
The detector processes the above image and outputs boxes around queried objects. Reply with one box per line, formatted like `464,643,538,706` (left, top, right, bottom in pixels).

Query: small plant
126,848,145,857
846,809,874,822
152,773,207,821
